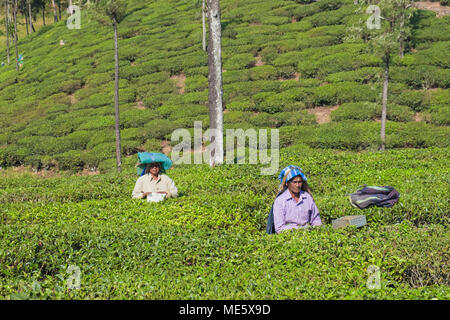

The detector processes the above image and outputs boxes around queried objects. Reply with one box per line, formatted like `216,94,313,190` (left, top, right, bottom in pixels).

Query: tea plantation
0,0,449,299
0,147,449,299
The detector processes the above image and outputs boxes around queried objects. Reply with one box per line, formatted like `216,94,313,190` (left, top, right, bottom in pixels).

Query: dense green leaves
0,147,449,299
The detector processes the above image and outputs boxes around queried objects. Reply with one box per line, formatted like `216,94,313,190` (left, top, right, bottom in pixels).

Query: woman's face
287,176,303,194
148,163,160,176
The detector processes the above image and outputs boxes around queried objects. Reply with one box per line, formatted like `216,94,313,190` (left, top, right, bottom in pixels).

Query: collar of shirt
148,174,161,182
284,190,308,204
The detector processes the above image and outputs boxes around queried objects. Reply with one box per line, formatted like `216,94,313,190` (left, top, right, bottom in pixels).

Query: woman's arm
132,177,145,199
273,198,298,233
162,176,178,198
167,179,178,198
309,199,322,226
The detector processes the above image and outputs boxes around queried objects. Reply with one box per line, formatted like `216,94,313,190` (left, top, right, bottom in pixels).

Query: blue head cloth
137,152,172,176
278,165,307,184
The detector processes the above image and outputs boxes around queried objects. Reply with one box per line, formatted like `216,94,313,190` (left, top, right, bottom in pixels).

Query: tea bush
326,67,382,84
331,102,415,122
298,52,381,79
54,150,85,171
223,53,256,70
331,102,379,122
184,75,208,93
426,105,450,126
0,146,448,299
280,121,449,150
312,82,379,106
390,66,450,89
412,15,450,43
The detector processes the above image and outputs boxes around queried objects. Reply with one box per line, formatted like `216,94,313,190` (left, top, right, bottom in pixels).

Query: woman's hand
143,192,167,198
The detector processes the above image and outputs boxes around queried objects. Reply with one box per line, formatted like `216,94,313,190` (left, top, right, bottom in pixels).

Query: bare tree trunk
51,0,58,22
42,2,45,25
13,0,18,71
206,0,224,166
380,54,389,151
202,0,206,51
57,0,61,21
399,38,404,58
28,0,33,33
5,0,10,64
25,13,29,35
399,11,405,58
113,18,122,173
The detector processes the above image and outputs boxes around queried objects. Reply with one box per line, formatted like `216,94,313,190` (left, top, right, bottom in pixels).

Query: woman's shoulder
301,190,315,202
160,173,174,181
274,189,289,204
136,174,146,181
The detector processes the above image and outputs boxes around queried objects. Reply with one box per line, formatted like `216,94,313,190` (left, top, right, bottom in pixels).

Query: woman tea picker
273,165,322,233
132,152,178,200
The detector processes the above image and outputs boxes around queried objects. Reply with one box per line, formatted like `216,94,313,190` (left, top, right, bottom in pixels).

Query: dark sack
266,191,284,234
266,206,276,234
349,186,400,209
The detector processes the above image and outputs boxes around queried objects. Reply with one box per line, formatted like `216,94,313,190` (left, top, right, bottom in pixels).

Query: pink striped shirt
273,189,322,233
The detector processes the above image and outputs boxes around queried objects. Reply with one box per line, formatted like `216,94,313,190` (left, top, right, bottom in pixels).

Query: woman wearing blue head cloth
272,165,322,233
132,162,178,200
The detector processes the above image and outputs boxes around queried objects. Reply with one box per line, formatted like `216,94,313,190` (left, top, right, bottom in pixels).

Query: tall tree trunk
206,0,224,167
399,37,404,58
13,0,18,71
25,13,29,35
113,18,122,173
399,11,405,58
380,54,389,151
202,0,206,51
57,0,61,21
51,0,58,22
28,0,33,33
5,0,10,64
42,3,45,25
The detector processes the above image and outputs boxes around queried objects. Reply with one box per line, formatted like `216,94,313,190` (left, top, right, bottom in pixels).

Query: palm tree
4,0,10,64
27,0,33,33
202,0,206,51
95,0,127,173
13,0,18,71
348,0,415,150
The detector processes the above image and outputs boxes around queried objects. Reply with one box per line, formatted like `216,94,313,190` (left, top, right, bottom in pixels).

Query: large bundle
349,186,400,209
136,152,172,176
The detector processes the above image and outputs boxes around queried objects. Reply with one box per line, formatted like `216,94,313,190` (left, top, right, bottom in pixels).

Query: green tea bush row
331,102,415,122
425,105,450,126
0,221,447,299
411,15,450,43
390,66,450,89
301,4,355,28
280,121,450,150
298,52,382,79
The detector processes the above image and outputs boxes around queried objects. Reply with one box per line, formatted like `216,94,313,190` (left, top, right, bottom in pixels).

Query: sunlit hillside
0,0,448,173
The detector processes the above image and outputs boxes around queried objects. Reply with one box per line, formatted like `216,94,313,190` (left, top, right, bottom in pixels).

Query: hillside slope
0,0,449,172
